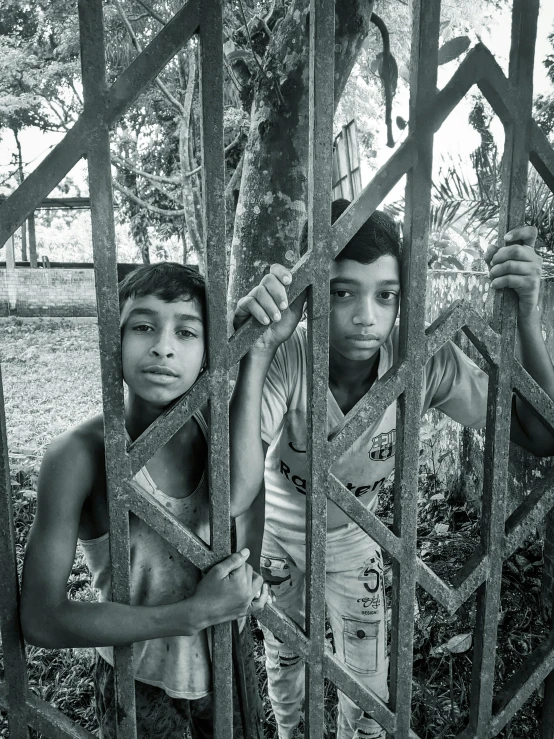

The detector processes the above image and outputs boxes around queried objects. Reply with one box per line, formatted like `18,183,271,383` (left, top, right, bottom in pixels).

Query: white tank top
79,412,212,699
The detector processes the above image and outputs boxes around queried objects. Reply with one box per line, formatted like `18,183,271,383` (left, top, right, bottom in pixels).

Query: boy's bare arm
21,432,267,649
486,227,554,456
235,480,266,572
229,267,304,516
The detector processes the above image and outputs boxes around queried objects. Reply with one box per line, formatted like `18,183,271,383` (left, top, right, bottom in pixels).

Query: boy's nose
150,333,175,357
353,299,376,325
151,345,175,357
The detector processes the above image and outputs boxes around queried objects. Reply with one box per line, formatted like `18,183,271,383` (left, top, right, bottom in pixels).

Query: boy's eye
331,290,353,299
380,291,399,302
177,329,197,339
133,324,153,332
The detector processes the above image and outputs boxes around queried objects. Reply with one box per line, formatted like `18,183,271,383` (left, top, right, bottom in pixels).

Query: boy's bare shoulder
43,414,105,477
34,415,107,539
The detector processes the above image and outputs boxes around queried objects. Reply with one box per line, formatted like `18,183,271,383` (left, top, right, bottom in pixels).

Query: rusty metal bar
24,692,95,739
416,554,489,617
388,3,441,737
491,628,554,735
331,139,418,254
511,361,554,435
530,122,554,194
104,0,200,123
0,366,29,739
323,654,399,737
542,507,554,739
329,364,408,464
128,372,210,474
199,1,234,736
424,302,501,366
78,2,137,738
257,607,311,660
0,0,200,248
0,120,87,250
126,481,215,570
331,42,484,260
504,468,554,556
326,475,403,561
304,1,335,736
466,2,539,736
1,0,554,737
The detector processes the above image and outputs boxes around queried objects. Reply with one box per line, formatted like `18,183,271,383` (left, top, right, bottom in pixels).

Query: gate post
5,235,17,313
28,214,38,269
541,509,554,739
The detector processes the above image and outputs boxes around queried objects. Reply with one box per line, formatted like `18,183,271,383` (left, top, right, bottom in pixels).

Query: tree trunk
180,46,204,266
228,0,375,309
13,128,28,261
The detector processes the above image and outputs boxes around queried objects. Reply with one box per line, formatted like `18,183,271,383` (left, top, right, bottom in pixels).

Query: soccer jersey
261,324,488,532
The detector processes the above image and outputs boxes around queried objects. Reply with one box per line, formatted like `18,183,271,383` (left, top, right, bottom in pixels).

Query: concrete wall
426,270,554,514
0,268,97,317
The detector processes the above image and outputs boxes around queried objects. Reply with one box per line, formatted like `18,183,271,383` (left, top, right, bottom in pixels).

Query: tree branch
179,47,203,255
236,0,287,109
41,98,72,131
113,180,185,217
111,153,181,185
132,0,168,25
68,80,84,106
224,56,244,93
185,131,245,178
225,153,244,203
113,0,184,115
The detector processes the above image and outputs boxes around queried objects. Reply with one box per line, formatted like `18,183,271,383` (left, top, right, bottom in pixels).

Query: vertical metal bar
0,366,29,739
28,213,38,269
199,2,233,737
5,237,16,314
542,508,554,739
305,0,334,737
232,622,263,739
467,2,538,735
389,2,441,737
78,2,136,738
341,124,354,200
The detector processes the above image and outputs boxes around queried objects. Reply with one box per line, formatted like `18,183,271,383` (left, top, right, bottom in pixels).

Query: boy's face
120,294,205,407
329,256,400,364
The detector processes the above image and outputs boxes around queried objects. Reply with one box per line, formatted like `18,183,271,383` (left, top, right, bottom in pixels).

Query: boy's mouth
142,365,179,377
346,333,379,342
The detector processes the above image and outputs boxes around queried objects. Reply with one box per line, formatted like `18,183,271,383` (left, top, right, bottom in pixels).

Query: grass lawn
1,319,102,738
0,319,548,738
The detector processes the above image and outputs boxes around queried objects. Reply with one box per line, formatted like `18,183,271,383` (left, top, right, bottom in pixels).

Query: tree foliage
0,0,516,279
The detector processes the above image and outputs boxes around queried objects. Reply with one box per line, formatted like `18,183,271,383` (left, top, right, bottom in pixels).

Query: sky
1,1,554,201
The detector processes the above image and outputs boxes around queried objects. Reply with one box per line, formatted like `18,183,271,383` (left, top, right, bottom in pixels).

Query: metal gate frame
2,0,554,738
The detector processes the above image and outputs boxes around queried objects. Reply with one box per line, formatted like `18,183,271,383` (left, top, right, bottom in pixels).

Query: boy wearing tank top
231,199,554,739
20,263,271,739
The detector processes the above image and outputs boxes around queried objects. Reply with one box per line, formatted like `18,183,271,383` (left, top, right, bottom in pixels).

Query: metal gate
2,0,554,737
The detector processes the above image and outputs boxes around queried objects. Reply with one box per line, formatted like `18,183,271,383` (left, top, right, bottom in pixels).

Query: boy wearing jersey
231,199,554,739
21,263,270,739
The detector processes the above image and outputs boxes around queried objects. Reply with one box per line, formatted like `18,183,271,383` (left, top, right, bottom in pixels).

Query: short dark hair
300,198,401,264
118,262,206,317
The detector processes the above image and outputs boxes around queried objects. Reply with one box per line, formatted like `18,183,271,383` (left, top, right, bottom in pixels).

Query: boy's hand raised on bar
485,226,542,319
234,264,306,353
192,549,270,628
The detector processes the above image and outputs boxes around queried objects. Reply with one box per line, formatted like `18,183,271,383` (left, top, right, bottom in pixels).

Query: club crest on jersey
369,429,396,461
